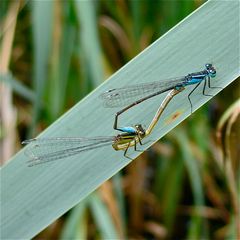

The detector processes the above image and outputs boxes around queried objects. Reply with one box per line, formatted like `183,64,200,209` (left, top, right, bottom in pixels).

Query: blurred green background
1,0,239,239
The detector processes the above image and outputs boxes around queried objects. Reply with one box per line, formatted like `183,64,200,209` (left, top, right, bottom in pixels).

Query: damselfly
100,64,219,130
22,89,183,166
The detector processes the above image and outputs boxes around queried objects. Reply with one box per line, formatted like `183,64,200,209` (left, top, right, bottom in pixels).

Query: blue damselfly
100,64,219,130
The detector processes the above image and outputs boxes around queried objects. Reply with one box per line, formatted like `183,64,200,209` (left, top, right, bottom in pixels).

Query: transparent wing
100,77,185,108
22,137,115,166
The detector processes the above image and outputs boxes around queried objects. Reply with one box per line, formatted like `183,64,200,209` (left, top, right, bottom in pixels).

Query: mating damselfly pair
23,64,218,166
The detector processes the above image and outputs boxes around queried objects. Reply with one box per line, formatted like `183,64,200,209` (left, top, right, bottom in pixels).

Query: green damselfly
23,88,184,166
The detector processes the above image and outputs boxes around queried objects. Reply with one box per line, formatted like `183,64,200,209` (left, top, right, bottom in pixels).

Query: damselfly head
135,124,146,136
205,63,216,78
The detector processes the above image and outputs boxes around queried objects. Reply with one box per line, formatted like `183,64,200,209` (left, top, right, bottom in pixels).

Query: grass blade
1,1,239,238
